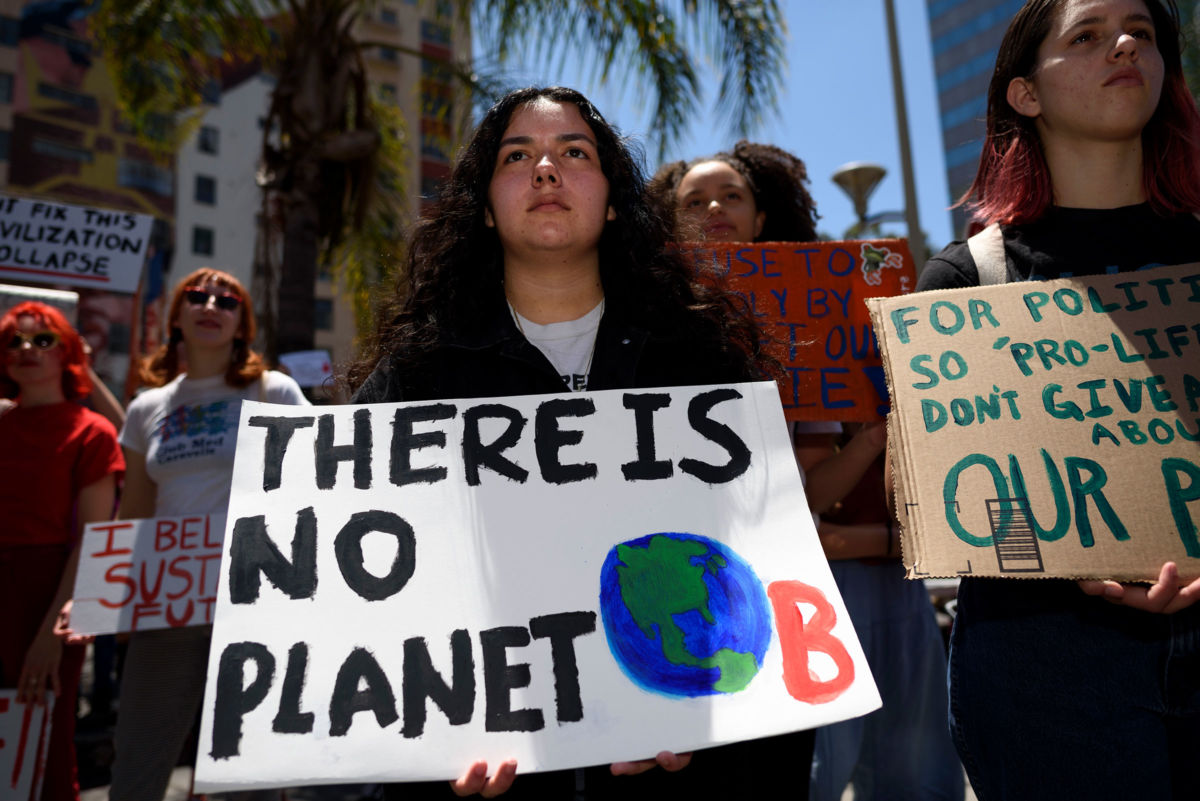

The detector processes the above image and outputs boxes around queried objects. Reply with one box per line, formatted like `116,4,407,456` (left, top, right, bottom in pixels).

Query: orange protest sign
681,240,917,421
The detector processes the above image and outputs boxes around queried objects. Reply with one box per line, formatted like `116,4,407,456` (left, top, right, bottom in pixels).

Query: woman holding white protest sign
349,86,804,800
917,0,1200,797
0,300,124,801
651,144,964,801
111,268,307,800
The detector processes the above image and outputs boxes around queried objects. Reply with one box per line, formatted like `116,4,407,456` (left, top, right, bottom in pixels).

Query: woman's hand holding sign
1077,562,1200,615
610,750,693,776
449,750,693,796
451,760,518,798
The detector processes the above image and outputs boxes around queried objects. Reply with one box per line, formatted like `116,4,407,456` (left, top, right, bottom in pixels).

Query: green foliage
469,0,786,156
91,0,786,350
1183,1,1200,100
91,0,271,145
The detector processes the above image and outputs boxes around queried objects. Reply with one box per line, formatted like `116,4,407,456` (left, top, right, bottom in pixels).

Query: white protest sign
0,194,153,293
278,349,333,388
194,382,879,792
0,283,78,322
71,515,225,635
0,691,51,801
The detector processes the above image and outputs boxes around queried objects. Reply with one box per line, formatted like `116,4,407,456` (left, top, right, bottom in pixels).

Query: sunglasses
184,287,241,312
6,330,61,350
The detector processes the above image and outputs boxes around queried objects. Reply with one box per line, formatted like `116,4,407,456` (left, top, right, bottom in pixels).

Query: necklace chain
508,299,603,391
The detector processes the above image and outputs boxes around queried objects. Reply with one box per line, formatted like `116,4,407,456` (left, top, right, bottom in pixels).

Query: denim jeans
810,560,963,801
948,578,1200,800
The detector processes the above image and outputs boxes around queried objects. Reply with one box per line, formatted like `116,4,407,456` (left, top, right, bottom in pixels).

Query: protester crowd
2,1,1198,799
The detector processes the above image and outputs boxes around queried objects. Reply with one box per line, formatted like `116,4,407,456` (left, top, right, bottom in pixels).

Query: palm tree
92,0,786,357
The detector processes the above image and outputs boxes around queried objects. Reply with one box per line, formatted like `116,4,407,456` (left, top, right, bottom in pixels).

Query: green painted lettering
1161,458,1200,557
1064,457,1129,548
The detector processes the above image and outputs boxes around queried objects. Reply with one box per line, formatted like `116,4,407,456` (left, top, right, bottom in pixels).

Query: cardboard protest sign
71,515,225,635
868,263,1200,581
681,240,916,422
194,382,880,792
0,194,153,293
0,691,51,801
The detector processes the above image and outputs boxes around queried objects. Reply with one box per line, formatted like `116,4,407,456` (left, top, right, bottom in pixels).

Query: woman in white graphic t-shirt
111,268,308,801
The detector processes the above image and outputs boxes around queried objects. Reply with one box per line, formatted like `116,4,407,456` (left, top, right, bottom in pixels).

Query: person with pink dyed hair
918,1,1200,797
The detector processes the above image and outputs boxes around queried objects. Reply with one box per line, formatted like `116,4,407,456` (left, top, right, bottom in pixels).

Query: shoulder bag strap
967,222,1007,285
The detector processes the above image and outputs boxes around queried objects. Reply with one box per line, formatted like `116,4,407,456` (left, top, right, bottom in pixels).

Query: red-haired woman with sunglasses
110,268,307,800
917,1,1200,797
0,300,124,801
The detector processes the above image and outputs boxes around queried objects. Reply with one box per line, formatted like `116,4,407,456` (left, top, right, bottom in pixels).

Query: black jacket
352,295,754,404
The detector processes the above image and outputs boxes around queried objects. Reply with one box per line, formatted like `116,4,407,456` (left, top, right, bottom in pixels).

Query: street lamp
832,162,887,227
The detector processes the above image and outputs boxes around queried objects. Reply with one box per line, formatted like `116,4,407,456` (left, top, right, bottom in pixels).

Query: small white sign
72,515,225,634
278,349,333,388
0,691,52,801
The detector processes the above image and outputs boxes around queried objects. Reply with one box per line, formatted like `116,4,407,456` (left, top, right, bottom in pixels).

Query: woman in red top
0,301,124,801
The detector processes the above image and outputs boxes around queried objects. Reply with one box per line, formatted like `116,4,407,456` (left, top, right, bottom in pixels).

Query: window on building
380,7,398,24
192,226,214,256
379,83,398,102
118,158,173,195
201,79,221,104
379,46,398,62
195,175,216,205
314,299,333,331
37,82,98,110
0,72,12,104
34,138,93,164
198,125,219,154
0,17,18,47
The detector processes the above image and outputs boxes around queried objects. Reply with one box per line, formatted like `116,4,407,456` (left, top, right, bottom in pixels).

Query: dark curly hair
648,141,820,243
348,86,772,388
139,267,266,389
652,140,820,241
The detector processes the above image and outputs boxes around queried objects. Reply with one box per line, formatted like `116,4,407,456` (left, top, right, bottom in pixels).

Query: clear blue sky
481,3,957,251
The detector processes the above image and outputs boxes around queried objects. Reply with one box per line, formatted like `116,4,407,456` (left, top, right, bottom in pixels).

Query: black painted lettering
620,393,674,481
401,630,476,738
678,389,752,483
209,642,276,759
481,626,544,732
248,416,315,491
329,647,399,736
272,642,315,734
535,397,598,484
390,404,457,486
228,509,317,603
334,510,416,602
315,410,373,490
529,611,596,723
462,404,529,485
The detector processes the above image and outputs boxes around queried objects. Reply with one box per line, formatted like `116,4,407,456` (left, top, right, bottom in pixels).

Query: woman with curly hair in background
651,143,963,800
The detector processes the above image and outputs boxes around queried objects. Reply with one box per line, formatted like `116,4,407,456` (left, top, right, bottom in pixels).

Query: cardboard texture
682,240,916,422
868,263,1200,581
71,515,225,635
194,382,880,792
